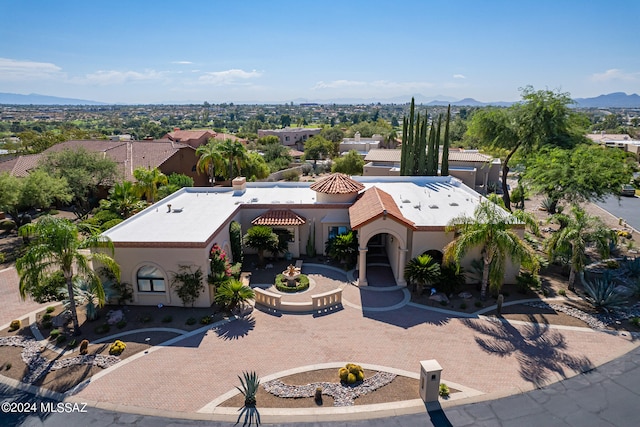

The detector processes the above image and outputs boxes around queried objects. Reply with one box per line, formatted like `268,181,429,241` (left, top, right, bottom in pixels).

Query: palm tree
444,201,539,299
100,181,144,219
16,216,120,335
404,254,441,294
196,140,225,186
133,167,168,203
244,225,279,267
215,279,255,312
546,205,613,291
325,231,358,269
217,139,249,181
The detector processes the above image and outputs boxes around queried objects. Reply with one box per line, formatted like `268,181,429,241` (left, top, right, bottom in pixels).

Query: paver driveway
71,266,638,415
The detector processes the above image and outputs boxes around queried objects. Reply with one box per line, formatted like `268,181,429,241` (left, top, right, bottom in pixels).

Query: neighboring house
339,133,382,156
100,173,522,308
0,140,208,186
258,127,322,150
162,128,215,148
363,149,501,193
586,133,640,157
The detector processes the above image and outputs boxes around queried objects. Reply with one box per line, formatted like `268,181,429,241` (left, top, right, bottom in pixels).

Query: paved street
595,195,640,231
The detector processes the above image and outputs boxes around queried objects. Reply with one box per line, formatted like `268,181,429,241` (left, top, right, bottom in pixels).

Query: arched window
136,265,165,292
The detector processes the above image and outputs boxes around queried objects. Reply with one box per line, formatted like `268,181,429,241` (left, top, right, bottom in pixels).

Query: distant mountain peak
0,92,106,105
573,92,640,108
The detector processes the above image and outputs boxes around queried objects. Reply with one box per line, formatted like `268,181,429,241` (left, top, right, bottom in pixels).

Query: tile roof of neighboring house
251,209,307,226
349,186,416,230
0,157,20,175
165,129,215,142
310,173,365,194
364,148,494,163
4,140,194,182
289,148,305,157
211,132,245,143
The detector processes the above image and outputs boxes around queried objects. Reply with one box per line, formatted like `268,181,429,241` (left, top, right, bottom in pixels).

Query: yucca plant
236,371,261,426
582,275,627,313
236,371,260,407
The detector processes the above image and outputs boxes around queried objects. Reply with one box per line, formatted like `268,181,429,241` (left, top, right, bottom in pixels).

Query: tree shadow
363,304,452,328
462,316,593,387
213,315,256,341
0,383,58,425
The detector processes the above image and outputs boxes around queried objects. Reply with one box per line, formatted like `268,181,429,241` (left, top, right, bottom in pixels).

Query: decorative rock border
0,336,121,384
262,371,396,406
523,301,640,330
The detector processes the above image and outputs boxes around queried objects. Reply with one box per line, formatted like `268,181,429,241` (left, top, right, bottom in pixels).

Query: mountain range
1,91,639,108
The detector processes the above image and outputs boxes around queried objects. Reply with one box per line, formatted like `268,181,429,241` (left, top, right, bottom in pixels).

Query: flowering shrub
109,340,126,355
209,244,232,285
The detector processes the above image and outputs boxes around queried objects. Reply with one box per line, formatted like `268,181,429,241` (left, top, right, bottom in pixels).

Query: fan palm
444,201,539,299
217,139,249,181
404,254,441,294
244,226,279,267
546,205,613,291
215,279,255,312
16,216,120,335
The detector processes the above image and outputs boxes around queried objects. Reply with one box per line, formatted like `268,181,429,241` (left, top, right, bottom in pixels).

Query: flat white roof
103,176,484,244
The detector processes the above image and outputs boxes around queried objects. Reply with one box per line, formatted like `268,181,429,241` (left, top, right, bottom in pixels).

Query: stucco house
363,149,501,193
100,173,522,308
257,127,322,151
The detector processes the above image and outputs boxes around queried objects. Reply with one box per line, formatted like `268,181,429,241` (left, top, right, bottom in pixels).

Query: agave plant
236,371,261,426
622,257,640,278
581,274,627,313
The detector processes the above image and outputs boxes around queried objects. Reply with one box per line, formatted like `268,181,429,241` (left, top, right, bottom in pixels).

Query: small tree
331,150,364,175
170,265,205,307
244,226,279,267
325,231,358,269
229,221,243,264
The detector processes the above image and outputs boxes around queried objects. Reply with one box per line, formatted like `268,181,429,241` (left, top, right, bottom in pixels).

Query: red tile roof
310,173,365,194
251,209,307,226
349,186,416,230
165,129,215,142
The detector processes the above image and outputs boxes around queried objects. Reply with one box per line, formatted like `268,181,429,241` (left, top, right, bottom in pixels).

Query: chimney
232,176,247,196
355,132,361,142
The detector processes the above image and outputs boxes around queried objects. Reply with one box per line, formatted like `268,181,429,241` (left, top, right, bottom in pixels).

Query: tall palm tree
404,254,441,294
243,225,279,267
217,139,249,181
133,167,168,203
196,140,225,186
444,201,539,299
100,181,143,219
546,205,613,291
16,216,120,335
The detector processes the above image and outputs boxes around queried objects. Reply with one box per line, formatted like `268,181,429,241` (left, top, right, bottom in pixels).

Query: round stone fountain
282,264,301,287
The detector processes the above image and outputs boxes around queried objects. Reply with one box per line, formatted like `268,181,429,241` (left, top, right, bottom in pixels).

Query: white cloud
198,69,262,85
0,58,64,80
82,70,168,85
172,61,193,64
591,69,639,82
453,74,466,79
313,79,433,90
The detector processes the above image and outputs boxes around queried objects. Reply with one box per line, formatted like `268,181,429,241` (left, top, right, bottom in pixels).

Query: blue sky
1,0,639,104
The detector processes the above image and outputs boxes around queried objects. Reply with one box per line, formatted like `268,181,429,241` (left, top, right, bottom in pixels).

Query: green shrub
0,219,16,232
605,260,620,269
631,317,640,328
42,320,52,329
161,315,173,323
275,273,310,292
49,328,61,339
4,362,12,370
9,320,21,331
460,302,467,310
558,289,567,296
516,272,540,294
186,317,196,326
46,306,56,314
116,320,127,329
94,324,110,334
439,383,450,398
139,314,153,323
42,313,52,322
474,301,483,308
56,334,67,345
101,218,123,231
200,316,213,325
67,339,78,348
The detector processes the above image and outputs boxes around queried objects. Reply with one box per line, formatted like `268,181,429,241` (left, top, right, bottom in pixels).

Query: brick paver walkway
70,265,637,414
0,267,46,326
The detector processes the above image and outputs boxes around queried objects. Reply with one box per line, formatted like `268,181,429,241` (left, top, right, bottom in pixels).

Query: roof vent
251,198,259,203
429,204,439,209
449,202,459,206
172,208,183,213
271,200,280,204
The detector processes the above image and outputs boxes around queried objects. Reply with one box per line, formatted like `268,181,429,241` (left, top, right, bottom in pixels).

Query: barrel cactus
339,363,365,384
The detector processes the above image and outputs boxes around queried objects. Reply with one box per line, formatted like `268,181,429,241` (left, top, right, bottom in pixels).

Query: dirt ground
218,368,423,408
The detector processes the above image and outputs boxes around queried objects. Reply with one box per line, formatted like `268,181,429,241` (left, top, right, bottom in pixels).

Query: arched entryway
356,228,408,287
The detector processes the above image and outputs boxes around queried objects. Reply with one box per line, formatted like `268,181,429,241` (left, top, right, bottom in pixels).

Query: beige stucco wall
357,218,410,284
113,246,211,308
